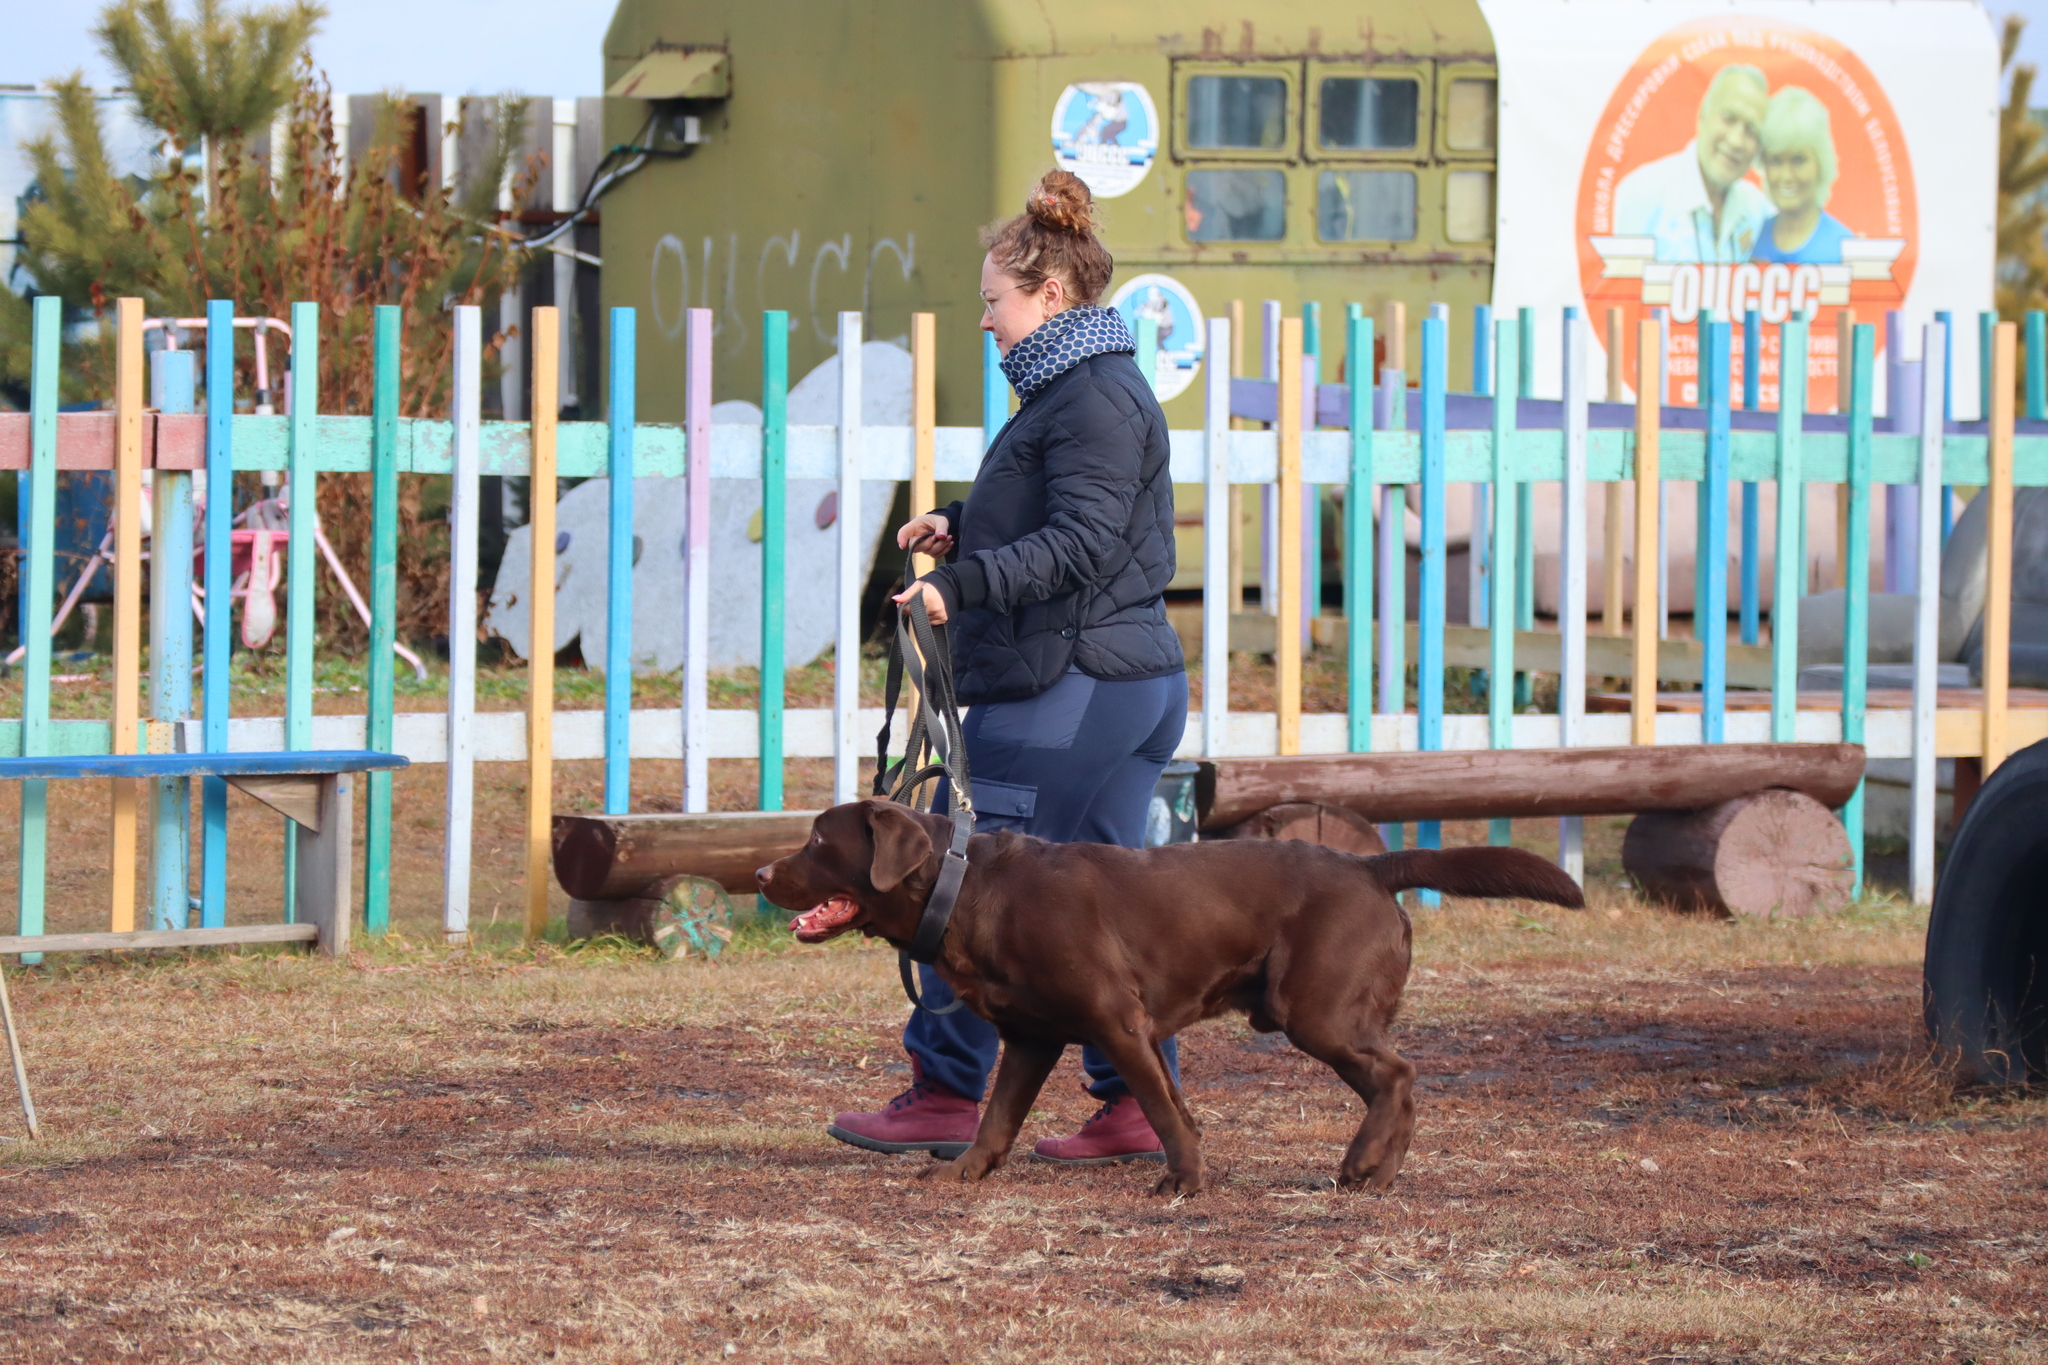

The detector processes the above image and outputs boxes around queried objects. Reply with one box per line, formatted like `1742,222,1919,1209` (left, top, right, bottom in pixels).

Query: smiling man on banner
1613,63,1773,262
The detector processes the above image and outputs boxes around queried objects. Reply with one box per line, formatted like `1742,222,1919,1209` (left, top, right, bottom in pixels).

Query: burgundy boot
1031,1093,1166,1165
827,1059,980,1159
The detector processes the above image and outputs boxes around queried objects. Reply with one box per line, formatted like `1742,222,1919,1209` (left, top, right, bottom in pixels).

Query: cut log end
1214,802,1389,856
1622,788,1854,919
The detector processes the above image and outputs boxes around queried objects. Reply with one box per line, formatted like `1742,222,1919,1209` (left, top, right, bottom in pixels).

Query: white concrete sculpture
486,340,910,673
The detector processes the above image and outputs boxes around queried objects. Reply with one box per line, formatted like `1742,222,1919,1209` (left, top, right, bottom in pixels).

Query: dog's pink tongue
790,895,859,940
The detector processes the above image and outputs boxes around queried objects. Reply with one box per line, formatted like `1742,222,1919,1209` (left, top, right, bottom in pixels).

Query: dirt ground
0,857,2043,1361
0,658,2039,1360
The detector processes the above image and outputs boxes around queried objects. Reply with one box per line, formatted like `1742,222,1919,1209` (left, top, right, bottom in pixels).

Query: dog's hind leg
1285,1023,1416,1190
923,1037,1060,1184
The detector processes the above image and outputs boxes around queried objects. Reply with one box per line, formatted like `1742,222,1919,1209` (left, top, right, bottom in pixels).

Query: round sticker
1575,16,1916,411
1051,82,1159,199
1110,273,1204,402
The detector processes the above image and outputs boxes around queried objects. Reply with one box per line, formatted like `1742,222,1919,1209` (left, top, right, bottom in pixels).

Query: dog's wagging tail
1367,846,1586,908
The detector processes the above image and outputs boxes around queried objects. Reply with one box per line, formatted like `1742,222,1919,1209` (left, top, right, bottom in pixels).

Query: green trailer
599,0,1500,425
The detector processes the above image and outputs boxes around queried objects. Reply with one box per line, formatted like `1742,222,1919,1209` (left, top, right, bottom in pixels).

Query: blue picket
604,308,636,815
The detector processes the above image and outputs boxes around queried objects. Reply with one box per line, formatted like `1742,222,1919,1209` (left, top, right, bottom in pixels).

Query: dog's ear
865,801,934,892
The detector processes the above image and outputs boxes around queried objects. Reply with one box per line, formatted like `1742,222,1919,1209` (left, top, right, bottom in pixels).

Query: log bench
0,750,408,956
548,743,1868,927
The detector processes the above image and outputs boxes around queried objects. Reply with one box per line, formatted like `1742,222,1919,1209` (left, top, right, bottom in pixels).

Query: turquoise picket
1345,313,1374,750
16,296,60,955
1488,318,1519,848
604,308,636,814
1740,307,1761,646
200,298,235,929
1701,320,1731,743
1843,323,1876,895
1514,306,1537,708
983,331,1006,448
1416,317,1448,890
1979,311,1995,425
759,311,789,811
1770,318,1809,742
1471,303,1492,636
364,305,402,935
149,347,196,930
2028,310,2046,422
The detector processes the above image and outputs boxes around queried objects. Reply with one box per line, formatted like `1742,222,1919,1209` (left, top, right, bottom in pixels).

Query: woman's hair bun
1026,170,1097,236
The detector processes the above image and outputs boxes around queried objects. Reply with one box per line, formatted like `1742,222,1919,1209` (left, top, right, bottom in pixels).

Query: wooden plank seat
0,751,408,957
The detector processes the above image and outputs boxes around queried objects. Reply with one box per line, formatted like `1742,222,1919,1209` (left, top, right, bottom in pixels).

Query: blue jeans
904,668,1188,1102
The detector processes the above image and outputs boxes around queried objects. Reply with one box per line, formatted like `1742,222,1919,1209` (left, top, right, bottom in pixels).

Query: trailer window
1317,77,1419,152
1186,75,1288,150
1445,78,1497,152
1445,169,1495,242
1184,169,1286,241
1317,170,1416,242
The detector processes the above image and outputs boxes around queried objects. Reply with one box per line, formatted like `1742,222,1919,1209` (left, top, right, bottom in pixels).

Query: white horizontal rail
185,706,1909,764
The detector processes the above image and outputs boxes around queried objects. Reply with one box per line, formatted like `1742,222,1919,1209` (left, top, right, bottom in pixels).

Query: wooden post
760,312,789,811
526,307,560,942
1488,318,1519,847
283,300,321,926
444,305,481,941
294,772,354,957
1739,307,1762,647
1842,324,1874,894
18,297,60,954
1701,319,1731,744
1228,299,1245,617
911,314,937,575
1985,322,2017,774
1559,309,1589,881
1202,315,1232,757
1633,319,1662,747
683,308,713,812
1622,789,1854,918
201,297,238,930
1415,315,1447,880
1834,308,1855,588
1910,320,1946,906
834,312,863,804
1770,317,1808,743
982,329,1006,449
1346,313,1375,752
363,306,400,935
603,307,636,815
148,344,195,930
111,297,144,934
1277,317,1303,757
1604,306,1627,636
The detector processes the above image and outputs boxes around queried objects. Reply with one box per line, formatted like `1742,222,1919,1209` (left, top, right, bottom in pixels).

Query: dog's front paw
920,1149,999,1183
1150,1164,1209,1198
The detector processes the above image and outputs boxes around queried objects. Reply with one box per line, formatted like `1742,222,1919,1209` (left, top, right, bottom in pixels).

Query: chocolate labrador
757,799,1582,1195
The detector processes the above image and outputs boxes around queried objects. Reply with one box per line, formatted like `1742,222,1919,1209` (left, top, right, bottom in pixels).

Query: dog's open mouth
789,895,861,943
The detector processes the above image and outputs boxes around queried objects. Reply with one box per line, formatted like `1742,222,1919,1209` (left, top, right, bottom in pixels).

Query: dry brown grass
0,866,2040,1361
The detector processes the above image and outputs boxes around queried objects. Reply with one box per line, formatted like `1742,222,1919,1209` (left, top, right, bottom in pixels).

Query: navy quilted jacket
923,350,1183,706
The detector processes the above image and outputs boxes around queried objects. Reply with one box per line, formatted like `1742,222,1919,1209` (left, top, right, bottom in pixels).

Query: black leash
874,553,973,1015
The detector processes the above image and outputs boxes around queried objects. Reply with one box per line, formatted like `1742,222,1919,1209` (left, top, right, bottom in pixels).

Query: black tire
1925,737,2048,1085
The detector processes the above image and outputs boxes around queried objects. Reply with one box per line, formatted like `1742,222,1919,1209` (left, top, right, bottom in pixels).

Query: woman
828,170,1188,1167
1751,85,1852,266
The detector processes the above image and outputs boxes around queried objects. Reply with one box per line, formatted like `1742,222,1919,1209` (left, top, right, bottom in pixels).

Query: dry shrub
1811,1044,1965,1121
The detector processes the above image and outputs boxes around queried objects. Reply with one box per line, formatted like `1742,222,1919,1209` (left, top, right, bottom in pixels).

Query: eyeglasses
980,285,1024,316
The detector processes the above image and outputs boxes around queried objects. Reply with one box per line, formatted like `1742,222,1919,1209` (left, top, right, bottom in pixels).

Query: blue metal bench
0,751,408,957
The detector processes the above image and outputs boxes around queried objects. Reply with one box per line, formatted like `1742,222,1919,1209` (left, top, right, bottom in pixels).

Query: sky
8,0,2048,100
7,0,613,98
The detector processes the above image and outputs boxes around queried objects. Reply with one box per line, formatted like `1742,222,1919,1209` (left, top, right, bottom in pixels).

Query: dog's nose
755,865,772,890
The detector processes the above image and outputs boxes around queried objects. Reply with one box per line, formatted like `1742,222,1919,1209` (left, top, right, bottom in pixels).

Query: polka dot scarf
998,305,1136,405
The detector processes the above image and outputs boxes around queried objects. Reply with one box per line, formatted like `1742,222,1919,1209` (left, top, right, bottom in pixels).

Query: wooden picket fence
0,292,2042,949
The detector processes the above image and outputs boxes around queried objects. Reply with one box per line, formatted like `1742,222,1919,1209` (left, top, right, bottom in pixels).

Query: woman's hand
896,513,954,559
892,578,949,626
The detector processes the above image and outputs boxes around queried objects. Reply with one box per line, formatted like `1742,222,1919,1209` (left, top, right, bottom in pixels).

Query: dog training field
0,802,2040,1363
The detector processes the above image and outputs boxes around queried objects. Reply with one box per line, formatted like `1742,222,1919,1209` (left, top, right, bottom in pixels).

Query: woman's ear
865,800,935,892
1039,274,1066,319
